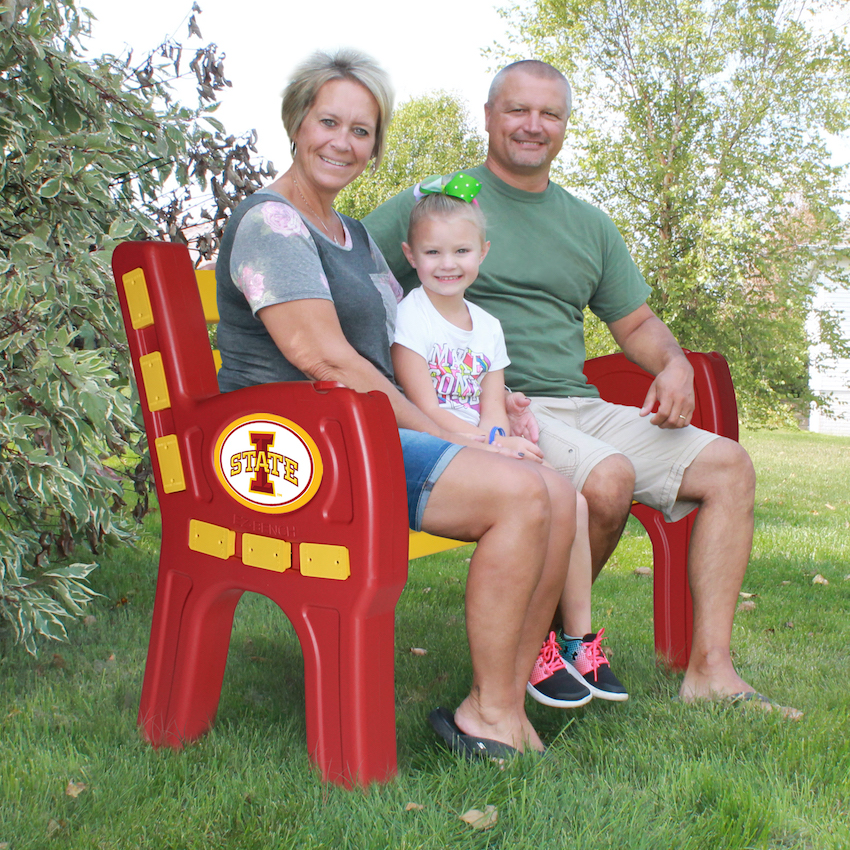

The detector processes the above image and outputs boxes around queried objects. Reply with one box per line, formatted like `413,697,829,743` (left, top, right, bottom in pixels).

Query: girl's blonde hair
407,194,487,244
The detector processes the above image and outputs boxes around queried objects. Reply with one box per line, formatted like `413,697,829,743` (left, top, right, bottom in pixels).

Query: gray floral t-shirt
216,189,403,393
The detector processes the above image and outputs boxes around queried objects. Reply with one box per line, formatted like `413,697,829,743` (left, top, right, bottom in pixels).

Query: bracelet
488,426,506,445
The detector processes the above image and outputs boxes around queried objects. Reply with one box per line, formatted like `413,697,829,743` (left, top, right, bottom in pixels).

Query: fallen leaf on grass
784,621,794,629
409,647,428,656
737,600,756,612
634,567,652,577
404,802,424,811
1,840,10,849
739,592,756,599
46,819,66,837
781,581,790,585
825,503,835,510
65,780,86,798
83,615,97,627
812,574,829,585
460,805,498,830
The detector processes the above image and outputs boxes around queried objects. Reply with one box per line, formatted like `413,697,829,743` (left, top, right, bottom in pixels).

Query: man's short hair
487,60,572,119
281,48,394,169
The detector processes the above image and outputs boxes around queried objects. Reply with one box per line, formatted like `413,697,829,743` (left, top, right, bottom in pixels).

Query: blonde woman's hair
281,48,394,169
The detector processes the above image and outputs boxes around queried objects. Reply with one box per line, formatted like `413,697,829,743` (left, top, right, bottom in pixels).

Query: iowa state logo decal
213,414,323,513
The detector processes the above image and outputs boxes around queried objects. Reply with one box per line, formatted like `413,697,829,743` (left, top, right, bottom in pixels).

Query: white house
808,254,850,435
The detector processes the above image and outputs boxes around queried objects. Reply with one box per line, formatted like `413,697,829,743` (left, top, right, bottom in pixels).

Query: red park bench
111,240,739,787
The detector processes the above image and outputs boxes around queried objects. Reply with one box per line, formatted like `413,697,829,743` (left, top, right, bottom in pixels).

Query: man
365,60,800,717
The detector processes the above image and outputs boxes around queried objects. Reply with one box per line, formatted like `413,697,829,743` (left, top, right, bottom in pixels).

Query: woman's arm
259,299,456,437
390,342,482,436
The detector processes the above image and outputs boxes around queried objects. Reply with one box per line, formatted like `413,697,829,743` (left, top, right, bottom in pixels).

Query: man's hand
505,391,540,442
639,357,695,428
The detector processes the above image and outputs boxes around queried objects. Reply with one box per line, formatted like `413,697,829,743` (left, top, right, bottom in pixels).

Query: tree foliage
0,0,270,652
496,0,850,421
336,92,486,218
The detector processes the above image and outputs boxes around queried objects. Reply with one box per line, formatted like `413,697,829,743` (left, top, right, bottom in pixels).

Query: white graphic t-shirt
394,286,510,426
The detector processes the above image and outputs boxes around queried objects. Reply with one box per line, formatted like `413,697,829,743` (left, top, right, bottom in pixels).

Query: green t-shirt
364,165,651,398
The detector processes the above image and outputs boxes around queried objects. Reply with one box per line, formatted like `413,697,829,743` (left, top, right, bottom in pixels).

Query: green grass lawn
1,429,849,849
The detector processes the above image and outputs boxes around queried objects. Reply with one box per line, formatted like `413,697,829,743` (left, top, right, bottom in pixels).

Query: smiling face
402,213,490,302
484,69,570,189
292,77,379,195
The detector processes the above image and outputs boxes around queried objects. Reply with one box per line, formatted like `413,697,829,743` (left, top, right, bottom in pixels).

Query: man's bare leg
581,453,635,579
674,438,755,698
421,450,574,752
674,439,800,717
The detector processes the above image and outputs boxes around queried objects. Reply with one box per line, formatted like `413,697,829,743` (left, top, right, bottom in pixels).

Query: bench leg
138,563,242,748
295,602,398,788
630,504,694,671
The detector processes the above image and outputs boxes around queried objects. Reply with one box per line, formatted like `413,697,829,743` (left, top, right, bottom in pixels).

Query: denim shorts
399,429,464,531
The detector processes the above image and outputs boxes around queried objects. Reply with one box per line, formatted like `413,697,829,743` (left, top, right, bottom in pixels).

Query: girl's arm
479,369,545,460
391,343,483,436
476,369,510,436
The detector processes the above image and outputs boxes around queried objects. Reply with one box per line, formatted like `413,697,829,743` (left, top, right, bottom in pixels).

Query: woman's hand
490,434,545,463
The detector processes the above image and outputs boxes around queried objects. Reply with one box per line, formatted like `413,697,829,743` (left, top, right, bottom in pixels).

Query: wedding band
678,415,686,420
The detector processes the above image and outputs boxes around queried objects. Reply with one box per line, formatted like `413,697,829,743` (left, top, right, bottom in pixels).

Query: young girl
391,175,628,707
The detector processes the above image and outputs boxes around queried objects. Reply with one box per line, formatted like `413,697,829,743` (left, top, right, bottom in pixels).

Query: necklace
291,175,339,245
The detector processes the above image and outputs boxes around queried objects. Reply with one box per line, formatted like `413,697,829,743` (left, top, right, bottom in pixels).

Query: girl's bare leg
558,492,593,637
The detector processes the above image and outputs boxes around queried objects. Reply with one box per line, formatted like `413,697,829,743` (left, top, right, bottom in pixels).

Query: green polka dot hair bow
413,172,482,203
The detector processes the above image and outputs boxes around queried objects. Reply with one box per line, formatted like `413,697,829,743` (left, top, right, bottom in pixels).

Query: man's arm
607,303,695,429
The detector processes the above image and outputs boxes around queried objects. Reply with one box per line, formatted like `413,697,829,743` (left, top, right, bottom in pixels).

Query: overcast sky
82,0,850,174
82,0,513,168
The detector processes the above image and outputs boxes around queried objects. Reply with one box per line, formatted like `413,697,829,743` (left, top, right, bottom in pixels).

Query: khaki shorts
529,396,720,523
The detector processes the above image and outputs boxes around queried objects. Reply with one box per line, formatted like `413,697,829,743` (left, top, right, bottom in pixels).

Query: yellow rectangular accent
154,434,186,494
300,543,350,580
189,519,235,560
195,269,219,323
242,534,291,573
212,349,222,374
138,351,171,411
122,268,155,330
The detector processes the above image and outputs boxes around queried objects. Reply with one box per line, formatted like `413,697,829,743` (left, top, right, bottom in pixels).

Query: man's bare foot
679,684,802,720
678,651,802,719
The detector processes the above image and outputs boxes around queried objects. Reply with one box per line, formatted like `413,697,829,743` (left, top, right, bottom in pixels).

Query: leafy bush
0,0,269,652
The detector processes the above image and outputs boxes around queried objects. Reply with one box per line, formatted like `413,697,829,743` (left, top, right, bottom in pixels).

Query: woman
215,48,579,757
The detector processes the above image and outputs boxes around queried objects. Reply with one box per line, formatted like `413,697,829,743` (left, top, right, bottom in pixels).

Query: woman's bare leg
421,450,574,753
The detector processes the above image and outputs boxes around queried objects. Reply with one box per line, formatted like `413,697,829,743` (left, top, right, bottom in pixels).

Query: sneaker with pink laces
559,628,628,702
527,631,593,708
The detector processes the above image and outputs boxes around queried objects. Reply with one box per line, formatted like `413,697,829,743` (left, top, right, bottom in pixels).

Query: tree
0,0,270,652
336,92,486,218
496,0,850,421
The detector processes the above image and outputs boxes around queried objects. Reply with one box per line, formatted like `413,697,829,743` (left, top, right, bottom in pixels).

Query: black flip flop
428,707,519,760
